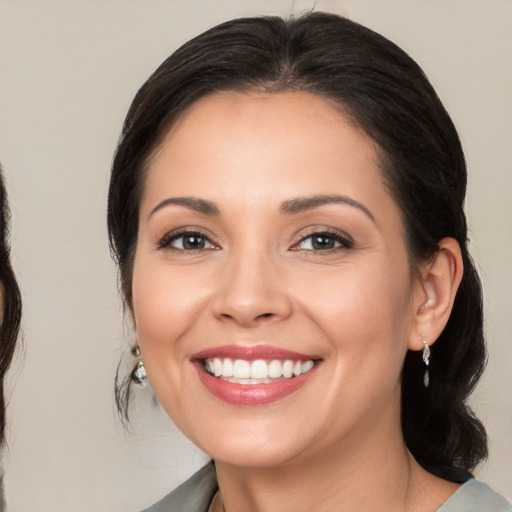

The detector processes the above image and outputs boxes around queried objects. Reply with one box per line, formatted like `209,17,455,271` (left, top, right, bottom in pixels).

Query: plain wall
0,1,510,510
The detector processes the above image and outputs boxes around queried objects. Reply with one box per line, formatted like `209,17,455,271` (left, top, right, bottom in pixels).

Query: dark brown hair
0,165,22,445
108,12,487,473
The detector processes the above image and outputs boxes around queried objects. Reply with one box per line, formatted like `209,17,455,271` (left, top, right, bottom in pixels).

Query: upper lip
191,344,320,361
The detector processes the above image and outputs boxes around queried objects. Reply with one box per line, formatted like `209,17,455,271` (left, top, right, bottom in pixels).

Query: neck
213,412,421,512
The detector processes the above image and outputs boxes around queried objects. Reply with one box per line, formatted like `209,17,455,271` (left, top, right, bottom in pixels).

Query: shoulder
139,463,218,512
437,479,511,512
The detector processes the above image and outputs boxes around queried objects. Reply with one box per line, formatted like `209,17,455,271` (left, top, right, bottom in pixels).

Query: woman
108,13,511,511
0,165,22,510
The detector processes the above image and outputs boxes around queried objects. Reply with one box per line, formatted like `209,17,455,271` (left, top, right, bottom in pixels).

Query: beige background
0,0,510,510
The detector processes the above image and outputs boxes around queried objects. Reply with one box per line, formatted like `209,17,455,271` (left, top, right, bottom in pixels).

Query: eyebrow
149,197,220,218
148,194,376,224
280,194,376,224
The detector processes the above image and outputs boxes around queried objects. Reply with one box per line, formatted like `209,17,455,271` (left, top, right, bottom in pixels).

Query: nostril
218,310,277,326
257,312,274,319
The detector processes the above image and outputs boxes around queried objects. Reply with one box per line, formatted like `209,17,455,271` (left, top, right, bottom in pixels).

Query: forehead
143,91,396,220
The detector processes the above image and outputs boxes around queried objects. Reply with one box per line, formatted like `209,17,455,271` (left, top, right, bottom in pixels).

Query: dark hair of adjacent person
107,12,487,477
0,165,22,446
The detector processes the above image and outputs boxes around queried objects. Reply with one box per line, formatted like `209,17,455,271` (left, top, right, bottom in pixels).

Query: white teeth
225,377,274,385
268,360,282,378
282,360,294,378
302,360,314,373
223,358,233,377
213,358,223,377
232,359,251,379
205,357,317,380
250,359,268,379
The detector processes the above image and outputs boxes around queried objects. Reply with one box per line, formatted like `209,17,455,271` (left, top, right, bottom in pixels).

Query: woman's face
132,91,424,467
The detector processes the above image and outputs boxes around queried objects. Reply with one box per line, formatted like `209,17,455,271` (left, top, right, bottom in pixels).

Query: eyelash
157,229,219,252
157,228,353,253
291,229,354,253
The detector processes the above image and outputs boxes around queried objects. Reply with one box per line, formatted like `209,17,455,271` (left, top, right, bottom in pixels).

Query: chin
207,441,304,469
180,415,315,469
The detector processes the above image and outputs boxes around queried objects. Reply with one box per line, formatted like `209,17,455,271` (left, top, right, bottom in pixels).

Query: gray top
141,463,511,512
141,464,217,512
437,479,511,512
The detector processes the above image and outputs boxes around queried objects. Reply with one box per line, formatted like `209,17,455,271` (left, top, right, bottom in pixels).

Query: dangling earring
132,360,147,386
131,345,147,386
422,337,430,388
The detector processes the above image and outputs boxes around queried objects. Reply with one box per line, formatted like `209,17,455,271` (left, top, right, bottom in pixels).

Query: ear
408,237,463,351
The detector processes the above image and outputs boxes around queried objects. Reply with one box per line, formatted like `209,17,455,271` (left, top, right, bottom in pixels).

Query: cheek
131,255,206,421
131,257,200,393
132,254,206,346
315,265,412,423
295,256,413,371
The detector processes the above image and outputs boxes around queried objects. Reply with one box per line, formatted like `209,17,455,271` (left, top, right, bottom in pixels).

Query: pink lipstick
192,345,321,406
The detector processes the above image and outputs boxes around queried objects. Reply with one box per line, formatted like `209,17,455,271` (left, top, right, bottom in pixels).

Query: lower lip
194,362,320,406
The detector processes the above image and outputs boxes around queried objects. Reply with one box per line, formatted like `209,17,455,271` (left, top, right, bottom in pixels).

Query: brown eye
160,231,216,251
310,235,336,250
182,234,207,250
295,231,353,251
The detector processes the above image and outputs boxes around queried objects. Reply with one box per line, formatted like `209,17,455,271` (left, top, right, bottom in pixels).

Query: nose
211,248,293,327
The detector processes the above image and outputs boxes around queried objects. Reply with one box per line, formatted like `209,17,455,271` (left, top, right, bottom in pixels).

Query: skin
132,91,462,511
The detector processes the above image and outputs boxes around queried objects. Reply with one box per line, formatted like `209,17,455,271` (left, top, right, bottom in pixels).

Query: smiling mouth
203,357,317,384
192,345,322,405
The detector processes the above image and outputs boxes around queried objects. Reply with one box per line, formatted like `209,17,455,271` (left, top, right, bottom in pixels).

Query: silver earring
132,360,147,386
422,338,430,388
131,345,147,386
